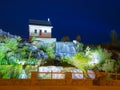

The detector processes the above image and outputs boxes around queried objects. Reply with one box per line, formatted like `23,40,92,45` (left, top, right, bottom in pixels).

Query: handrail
31,72,120,80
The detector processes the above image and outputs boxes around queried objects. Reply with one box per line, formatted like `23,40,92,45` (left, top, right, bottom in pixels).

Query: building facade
29,19,53,39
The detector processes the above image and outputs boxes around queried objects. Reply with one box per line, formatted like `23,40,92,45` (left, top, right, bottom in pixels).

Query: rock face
23,42,48,60
55,42,77,59
23,41,77,61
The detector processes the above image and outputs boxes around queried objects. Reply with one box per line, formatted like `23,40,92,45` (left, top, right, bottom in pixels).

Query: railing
30,72,93,86
31,72,120,86
0,72,120,86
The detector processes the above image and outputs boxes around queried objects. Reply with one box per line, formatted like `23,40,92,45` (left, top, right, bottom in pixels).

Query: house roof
29,19,52,26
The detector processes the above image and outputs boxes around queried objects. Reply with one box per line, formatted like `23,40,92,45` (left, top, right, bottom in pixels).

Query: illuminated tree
76,35,81,42
110,30,119,43
61,36,70,42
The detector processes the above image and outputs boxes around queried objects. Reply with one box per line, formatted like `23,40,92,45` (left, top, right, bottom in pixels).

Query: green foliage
0,36,39,78
87,63,102,72
114,54,120,72
85,46,91,56
12,65,23,78
27,58,38,65
62,52,91,72
83,46,113,72
42,43,55,59
2,73,10,79
0,37,19,65
75,42,84,52
33,41,55,59
45,47,54,59
0,65,12,76
0,65,22,79
31,37,36,42
0,36,39,65
4,38,18,51
8,56,17,64
61,56,72,64
102,59,116,72
0,44,8,63
72,53,91,72
15,36,22,42
19,46,29,59
1,59,8,65
97,47,112,65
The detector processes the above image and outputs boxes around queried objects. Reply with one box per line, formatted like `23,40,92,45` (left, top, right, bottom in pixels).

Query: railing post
65,72,72,85
31,72,37,80
116,72,117,80
51,71,52,79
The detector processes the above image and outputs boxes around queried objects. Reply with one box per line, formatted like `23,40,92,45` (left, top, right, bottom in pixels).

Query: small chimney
48,18,50,22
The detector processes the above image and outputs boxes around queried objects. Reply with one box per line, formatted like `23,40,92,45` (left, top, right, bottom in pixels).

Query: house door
39,30,42,36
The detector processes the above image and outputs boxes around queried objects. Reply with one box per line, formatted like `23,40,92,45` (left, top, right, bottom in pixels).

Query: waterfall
55,42,76,58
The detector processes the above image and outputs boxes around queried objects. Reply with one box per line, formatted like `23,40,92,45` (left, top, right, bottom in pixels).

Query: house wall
35,38,56,43
29,25,53,38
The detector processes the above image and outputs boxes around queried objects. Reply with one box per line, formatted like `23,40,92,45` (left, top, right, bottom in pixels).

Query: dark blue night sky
0,0,120,44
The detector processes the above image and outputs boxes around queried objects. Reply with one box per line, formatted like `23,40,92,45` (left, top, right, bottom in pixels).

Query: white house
29,19,56,43
29,18,53,39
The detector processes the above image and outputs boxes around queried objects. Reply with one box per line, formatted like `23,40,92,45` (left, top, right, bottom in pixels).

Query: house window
34,29,37,34
44,30,47,33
